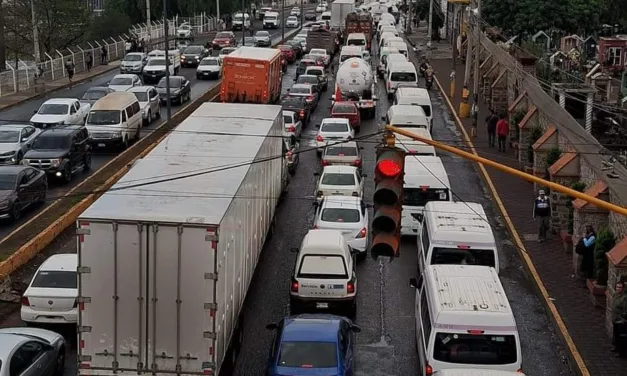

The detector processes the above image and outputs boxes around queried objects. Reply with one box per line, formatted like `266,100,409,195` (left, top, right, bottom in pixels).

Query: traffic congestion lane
0,23,298,238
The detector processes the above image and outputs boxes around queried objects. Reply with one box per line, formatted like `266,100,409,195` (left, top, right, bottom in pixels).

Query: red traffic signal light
371,146,405,260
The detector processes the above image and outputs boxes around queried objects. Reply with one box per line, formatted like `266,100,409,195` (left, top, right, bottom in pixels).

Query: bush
545,147,562,169
566,181,586,234
594,228,616,285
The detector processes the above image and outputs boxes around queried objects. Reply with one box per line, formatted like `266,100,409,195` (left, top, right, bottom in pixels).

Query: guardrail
0,13,219,98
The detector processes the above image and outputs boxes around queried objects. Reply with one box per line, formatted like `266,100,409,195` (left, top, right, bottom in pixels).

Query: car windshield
282,97,304,107
179,25,191,31
290,87,311,95
31,270,77,289
321,208,360,222
110,77,133,85
279,45,292,51
147,59,166,66
403,187,449,207
340,54,360,62
0,174,17,190
38,104,68,115
391,71,416,81
283,115,294,124
132,92,148,102
265,15,277,20
82,89,109,100
256,31,270,37
234,14,245,21
216,32,232,38
325,146,357,156
347,38,366,46
0,130,20,143
431,247,496,268
321,122,349,132
158,78,181,88
298,254,348,278
321,172,355,185
184,46,203,54
288,16,297,20
310,49,325,55
433,333,517,365
277,341,338,368
307,68,323,75
124,54,142,61
200,59,218,66
88,110,121,125
297,76,317,85
333,104,357,114
32,135,70,149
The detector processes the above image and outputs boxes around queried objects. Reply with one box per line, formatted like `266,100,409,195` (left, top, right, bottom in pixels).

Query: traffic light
371,146,405,260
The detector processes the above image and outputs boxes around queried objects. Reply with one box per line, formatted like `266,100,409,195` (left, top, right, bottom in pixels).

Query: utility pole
0,4,6,70
241,0,245,46
450,5,457,99
216,0,220,23
406,0,411,34
146,0,152,41
426,0,433,48
472,0,481,98
30,0,40,62
163,0,172,120
300,0,303,26
281,0,285,41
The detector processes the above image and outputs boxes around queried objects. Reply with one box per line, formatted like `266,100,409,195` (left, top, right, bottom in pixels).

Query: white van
397,128,436,156
386,61,418,97
86,92,143,149
379,33,401,50
385,104,429,129
346,32,367,48
339,45,368,63
147,49,181,73
394,87,434,132
418,201,499,274
384,53,408,79
321,11,332,22
377,47,399,77
289,229,358,317
379,25,399,37
409,265,522,375
401,156,450,236
232,12,251,30
387,40,409,57
377,19,395,35
434,370,526,376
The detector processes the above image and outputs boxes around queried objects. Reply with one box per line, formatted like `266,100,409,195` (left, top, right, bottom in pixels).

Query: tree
412,0,444,37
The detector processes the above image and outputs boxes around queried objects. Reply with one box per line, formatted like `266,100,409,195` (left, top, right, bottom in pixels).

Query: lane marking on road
433,75,590,376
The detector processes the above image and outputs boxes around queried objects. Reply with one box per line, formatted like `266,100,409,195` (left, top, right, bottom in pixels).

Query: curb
0,28,302,281
432,74,590,376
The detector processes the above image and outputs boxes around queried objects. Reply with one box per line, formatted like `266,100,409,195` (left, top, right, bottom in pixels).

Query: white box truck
331,0,355,29
76,103,288,375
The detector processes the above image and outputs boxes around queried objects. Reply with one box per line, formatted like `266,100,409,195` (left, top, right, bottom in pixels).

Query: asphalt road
0,12,309,239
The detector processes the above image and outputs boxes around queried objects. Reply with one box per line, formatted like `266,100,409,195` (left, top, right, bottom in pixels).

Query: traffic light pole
385,125,627,216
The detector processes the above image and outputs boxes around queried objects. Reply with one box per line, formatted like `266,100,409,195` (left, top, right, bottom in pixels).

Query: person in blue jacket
533,189,551,242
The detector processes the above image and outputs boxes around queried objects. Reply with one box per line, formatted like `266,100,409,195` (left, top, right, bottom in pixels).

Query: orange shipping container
220,47,283,104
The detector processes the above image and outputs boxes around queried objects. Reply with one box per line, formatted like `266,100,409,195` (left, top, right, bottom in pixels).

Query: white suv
290,229,358,317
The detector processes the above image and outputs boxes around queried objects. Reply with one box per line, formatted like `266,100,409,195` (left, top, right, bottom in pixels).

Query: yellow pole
386,125,627,216
449,71,456,99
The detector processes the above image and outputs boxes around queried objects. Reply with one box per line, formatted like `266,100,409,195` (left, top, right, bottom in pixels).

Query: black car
0,165,47,220
181,45,210,67
281,96,312,125
80,87,115,106
285,40,304,59
156,76,191,104
295,74,324,98
22,125,91,183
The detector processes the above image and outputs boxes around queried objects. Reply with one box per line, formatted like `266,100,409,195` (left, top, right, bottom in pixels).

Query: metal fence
0,13,219,98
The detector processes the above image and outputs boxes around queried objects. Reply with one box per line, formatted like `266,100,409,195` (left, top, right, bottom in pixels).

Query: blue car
265,314,361,376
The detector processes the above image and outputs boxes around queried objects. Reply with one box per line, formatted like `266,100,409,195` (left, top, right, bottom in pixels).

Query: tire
63,165,72,183
349,303,357,321
144,110,151,126
135,125,141,140
16,151,23,164
54,346,65,376
38,187,47,204
83,153,91,171
121,136,129,150
156,105,161,118
9,202,21,221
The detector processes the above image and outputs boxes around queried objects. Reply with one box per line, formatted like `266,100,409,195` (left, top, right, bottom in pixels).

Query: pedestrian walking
575,225,596,280
86,52,93,72
485,108,498,147
125,39,132,54
65,58,75,82
532,189,551,242
470,99,478,138
101,45,108,64
495,112,509,152
611,279,627,357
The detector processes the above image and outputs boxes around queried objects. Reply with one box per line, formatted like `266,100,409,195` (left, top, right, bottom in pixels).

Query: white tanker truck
332,57,377,119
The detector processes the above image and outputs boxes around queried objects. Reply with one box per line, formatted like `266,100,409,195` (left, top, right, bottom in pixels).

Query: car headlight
113,132,122,138
21,159,29,165
0,151,15,157
50,158,61,167
0,199,10,207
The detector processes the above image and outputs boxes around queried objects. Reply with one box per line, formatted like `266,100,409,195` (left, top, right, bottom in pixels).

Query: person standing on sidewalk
86,53,93,72
532,189,551,242
101,45,108,65
485,108,498,147
496,113,509,152
611,280,627,357
65,58,75,82
470,98,478,138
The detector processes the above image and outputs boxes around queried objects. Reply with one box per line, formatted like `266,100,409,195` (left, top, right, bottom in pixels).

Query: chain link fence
0,13,219,97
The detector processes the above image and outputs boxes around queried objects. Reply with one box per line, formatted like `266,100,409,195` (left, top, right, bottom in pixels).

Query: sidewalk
405,29,627,375
0,31,216,111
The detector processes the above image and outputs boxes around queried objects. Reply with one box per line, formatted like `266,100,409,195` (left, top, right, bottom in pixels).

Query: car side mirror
265,323,278,330
286,88,290,91
409,277,419,288
359,146,364,150
315,124,320,128
312,201,318,207
33,110,38,114
381,116,386,121
290,247,299,253
313,172,320,176
350,324,362,333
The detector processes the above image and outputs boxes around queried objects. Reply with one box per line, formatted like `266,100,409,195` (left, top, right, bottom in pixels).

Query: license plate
152,74,156,77
316,302,329,309
331,192,343,195
97,143,106,147
203,72,209,75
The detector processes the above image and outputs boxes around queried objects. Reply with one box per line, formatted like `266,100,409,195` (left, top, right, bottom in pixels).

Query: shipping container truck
346,12,373,49
330,0,355,29
306,27,338,54
220,46,283,104
76,103,288,376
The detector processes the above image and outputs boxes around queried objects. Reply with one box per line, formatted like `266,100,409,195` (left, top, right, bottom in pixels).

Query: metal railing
0,13,218,98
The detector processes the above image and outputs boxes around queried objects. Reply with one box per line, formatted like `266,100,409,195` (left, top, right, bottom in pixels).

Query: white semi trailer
76,103,287,375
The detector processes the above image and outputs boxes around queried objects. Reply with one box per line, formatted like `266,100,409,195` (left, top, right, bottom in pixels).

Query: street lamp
163,0,172,120
242,0,245,46
281,0,285,41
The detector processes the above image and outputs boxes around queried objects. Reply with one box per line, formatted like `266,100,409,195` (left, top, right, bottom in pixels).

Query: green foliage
566,181,586,234
594,228,616,286
545,147,562,168
413,0,444,33
88,2,133,41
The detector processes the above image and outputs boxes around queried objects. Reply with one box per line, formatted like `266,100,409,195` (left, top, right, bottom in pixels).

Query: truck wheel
63,165,72,183
9,202,21,221
83,153,91,171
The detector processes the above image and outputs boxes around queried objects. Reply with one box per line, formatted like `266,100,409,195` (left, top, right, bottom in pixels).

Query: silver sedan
0,327,66,376
0,124,41,165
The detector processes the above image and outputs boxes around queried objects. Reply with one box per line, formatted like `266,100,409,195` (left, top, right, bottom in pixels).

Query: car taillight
352,192,358,197
316,135,323,142
290,278,299,292
426,364,433,376
306,96,313,101
387,82,391,89
356,227,367,239
288,125,295,132
517,369,523,374
313,225,318,229
299,110,305,118
321,159,328,166
353,159,361,166
317,61,323,66
347,279,355,294
21,297,30,306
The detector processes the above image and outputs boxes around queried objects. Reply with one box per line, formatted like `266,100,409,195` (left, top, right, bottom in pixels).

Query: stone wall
609,190,627,239
572,208,609,276
490,72,508,114
549,175,579,233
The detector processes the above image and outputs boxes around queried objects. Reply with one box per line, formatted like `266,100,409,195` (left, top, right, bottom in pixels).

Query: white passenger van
397,128,436,156
377,47,399,77
401,156,450,236
384,105,433,154
380,34,402,51
387,40,409,57
86,92,143,149
394,87,434,132
339,46,366,63
418,201,499,274
434,370,526,376
409,265,522,374
346,32,367,48
386,62,418,98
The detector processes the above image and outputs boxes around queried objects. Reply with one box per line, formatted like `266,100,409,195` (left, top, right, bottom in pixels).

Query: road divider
0,28,302,280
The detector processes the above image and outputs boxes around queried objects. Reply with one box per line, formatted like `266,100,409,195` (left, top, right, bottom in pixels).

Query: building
598,36,627,73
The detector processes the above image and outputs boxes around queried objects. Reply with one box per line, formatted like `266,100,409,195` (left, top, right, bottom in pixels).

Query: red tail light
316,135,323,142
387,82,391,89
321,159,328,166
288,125,295,132
21,297,30,306
517,369,523,373
317,61,323,66
286,151,293,157
307,96,314,101
353,159,361,166
313,225,318,229
356,227,367,238
347,280,355,294
299,110,305,118
425,364,433,376
290,278,299,292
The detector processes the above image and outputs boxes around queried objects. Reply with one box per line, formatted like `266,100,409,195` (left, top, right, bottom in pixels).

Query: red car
212,31,236,49
330,101,361,131
278,45,296,63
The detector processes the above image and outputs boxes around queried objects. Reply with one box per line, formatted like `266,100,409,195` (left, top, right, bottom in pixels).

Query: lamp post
30,0,40,62
242,0,246,46
146,0,151,41
163,0,172,120
281,0,285,41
